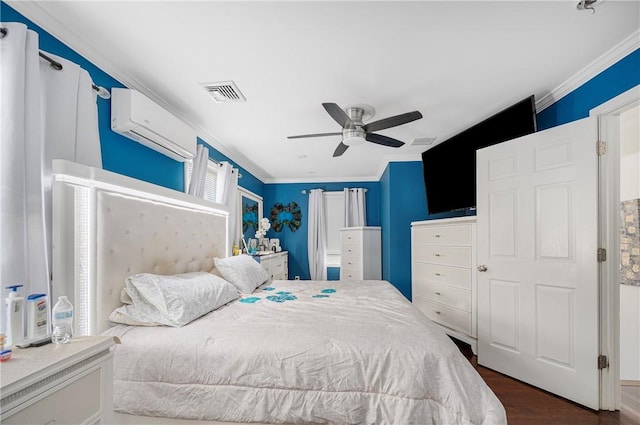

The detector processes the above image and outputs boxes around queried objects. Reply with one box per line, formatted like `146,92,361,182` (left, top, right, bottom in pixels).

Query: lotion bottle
26,293,48,339
5,285,25,347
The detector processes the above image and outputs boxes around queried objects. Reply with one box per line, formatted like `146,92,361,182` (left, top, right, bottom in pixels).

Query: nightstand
1,336,115,424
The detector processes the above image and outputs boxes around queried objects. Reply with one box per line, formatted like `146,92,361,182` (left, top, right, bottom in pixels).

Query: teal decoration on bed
240,297,261,304
266,294,297,303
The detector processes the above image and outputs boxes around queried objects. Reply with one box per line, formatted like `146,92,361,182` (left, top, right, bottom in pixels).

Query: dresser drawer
413,245,471,268
272,259,284,272
413,224,472,246
413,280,471,311
341,229,361,244
4,368,102,425
340,266,362,281
341,243,362,258
413,296,471,334
341,251,362,269
412,263,471,290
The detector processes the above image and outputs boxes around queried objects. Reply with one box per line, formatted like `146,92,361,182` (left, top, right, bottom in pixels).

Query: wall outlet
294,275,300,280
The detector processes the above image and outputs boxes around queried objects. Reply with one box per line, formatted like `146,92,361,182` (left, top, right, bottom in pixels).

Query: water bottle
51,296,73,344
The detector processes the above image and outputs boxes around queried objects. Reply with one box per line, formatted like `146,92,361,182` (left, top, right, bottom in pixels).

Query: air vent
412,137,437,146
201,81,246,103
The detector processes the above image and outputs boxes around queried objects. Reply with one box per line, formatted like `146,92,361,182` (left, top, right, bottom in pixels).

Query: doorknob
477,265,488,272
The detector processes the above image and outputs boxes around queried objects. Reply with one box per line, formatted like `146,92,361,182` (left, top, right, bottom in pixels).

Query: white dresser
256,251,288,280
0,336,115,424
411,217,477,353
340,226,381,280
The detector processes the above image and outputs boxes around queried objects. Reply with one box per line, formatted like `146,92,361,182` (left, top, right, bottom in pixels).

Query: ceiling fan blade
362,111,423,133
333,142,349,157
323,103,355,129
365,133,405,148
287,132,342,139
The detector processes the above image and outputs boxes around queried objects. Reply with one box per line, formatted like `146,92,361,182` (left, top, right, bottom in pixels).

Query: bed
52,160,507,425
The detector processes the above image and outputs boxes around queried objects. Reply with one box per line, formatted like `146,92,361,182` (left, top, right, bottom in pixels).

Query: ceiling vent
412,137,437,146
201,81,246,103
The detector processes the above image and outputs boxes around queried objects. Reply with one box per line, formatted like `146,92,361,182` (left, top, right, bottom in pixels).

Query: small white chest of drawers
0,336,115,424
255,251,288,280
340,226,381,280
411,217,477,353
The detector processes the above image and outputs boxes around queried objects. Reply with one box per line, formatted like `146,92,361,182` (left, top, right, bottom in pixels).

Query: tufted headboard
52,160,229,335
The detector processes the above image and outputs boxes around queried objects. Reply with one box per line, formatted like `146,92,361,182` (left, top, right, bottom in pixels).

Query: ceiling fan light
343,128,366,146
343,135,366,146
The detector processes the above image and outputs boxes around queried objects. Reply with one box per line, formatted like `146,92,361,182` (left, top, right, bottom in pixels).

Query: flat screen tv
421,95,537,214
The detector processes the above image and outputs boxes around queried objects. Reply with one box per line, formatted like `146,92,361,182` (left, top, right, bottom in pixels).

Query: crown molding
536,29,640,112
264,174,381,184
374,154,422,180
5,0,271,183
8,1,637,184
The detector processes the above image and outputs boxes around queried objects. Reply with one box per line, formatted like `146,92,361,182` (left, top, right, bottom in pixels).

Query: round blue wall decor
270,202,302,232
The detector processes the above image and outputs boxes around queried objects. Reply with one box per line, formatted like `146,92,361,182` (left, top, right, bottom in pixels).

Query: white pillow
214,254,269,294
109,272,239,327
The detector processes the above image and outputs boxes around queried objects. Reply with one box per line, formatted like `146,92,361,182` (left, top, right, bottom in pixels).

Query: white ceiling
8,1,640,183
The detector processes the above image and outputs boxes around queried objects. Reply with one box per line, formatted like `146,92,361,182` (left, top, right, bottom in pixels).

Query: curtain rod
301,188,368,194
0,27,111,100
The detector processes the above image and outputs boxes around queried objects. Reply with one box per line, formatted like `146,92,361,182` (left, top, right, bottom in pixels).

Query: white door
476,116,600,409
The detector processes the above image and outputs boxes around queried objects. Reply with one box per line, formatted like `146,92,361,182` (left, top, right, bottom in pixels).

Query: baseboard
621,380,640,386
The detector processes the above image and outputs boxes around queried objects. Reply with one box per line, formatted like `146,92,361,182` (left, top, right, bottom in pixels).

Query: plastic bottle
5,285,25,347
51,296,73,344
27,294,48,339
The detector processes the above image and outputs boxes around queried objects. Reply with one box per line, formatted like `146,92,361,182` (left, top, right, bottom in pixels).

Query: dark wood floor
453,338,640,425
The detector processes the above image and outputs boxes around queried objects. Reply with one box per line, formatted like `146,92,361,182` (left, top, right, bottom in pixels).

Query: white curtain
215,162,238,256
0,22,102,327
344,188,367,227
307,189,327,280
0,23,49,315
188,144,209,197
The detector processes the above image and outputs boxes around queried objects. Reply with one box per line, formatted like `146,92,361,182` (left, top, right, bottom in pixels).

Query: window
184,159,219,202
323,191,344,267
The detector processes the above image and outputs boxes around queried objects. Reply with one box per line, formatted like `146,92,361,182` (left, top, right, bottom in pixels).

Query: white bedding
103,279,506,425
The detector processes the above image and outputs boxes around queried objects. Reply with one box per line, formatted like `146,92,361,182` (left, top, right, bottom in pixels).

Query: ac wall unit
111,88,197,162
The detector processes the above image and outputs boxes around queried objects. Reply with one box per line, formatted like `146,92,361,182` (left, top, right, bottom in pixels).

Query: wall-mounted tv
421,95,537,215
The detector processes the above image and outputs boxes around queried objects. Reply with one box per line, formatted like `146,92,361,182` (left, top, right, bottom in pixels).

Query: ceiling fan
287,103,423,157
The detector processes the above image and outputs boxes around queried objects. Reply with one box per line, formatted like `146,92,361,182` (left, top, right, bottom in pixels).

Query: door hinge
598,248,607,262
598,355,609,370
597,141,607,156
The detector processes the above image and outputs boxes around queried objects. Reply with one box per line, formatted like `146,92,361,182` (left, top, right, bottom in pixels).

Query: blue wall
6,1,639,296
2,2,265,198
263,182,381,281
380,161,429,299
387,47,640,300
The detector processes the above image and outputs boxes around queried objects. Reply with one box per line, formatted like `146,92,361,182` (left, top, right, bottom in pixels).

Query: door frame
590,84,640,410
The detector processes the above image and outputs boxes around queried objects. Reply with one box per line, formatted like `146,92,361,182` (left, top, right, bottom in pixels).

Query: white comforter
103,279,506,425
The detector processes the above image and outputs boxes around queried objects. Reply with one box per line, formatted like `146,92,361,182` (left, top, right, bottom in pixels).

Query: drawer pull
435,292,441,296
434,253,442,257
477,265,488,272
434,234,442,238
435,272,443,276
435,311,441,315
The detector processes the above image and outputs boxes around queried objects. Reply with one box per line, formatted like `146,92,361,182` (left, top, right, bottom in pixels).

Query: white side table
1,335,115,424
